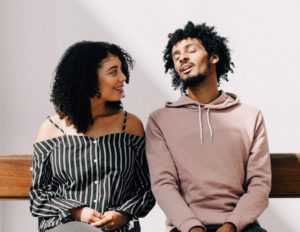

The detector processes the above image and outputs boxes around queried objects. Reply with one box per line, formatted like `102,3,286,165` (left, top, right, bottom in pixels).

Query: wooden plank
270,153,300,198
0,154,32,199
0,153,300,199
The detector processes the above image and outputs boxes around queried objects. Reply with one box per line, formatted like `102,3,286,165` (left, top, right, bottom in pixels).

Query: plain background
0,0,300,231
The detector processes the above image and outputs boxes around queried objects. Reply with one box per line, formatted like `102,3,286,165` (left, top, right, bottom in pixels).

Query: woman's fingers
89,215,102,224
90,216,111,227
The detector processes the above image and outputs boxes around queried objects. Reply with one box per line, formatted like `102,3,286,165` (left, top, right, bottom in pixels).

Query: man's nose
179,52,189,63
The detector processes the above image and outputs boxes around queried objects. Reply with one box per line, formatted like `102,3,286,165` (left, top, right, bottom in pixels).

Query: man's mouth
180,63,194,74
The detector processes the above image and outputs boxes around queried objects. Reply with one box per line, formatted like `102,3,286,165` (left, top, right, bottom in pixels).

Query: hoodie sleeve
225,111,271,232
146,113,204,232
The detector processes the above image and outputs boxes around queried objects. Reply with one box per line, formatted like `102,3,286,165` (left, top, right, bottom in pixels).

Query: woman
29,41,155,232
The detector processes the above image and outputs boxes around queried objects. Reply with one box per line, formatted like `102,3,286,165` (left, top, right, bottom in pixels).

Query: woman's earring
96,90,101,98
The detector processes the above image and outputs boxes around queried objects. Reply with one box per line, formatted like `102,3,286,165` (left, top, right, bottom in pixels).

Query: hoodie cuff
178,219,205,232
225,214,248,232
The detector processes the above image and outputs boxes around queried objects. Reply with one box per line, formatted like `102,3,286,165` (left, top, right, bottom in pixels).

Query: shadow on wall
1,0,170,153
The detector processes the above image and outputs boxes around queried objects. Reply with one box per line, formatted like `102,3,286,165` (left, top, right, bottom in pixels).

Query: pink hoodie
146,91,271,232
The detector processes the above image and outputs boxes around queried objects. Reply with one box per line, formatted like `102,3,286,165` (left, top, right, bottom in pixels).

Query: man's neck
185,67,220,104
187,84,219,104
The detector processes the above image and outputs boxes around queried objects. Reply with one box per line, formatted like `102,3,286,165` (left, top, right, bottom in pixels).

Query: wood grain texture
270,153,300,197
0,153,299,198
0,154,32,199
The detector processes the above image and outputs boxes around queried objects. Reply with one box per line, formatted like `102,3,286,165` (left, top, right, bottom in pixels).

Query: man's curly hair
163,21,234,92
50,41,134,133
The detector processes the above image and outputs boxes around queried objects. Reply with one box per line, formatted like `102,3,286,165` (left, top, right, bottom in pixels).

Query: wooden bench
0,153,300,199
0,154,32,199
269,153,300,197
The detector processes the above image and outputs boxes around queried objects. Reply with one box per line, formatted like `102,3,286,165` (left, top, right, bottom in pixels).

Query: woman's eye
110,70,117,75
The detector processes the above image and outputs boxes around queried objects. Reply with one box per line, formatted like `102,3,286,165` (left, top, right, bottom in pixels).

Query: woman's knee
46,221,104,232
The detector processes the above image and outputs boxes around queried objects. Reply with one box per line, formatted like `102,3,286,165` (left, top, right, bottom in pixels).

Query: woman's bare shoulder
35,115,64,143
125,112,145,137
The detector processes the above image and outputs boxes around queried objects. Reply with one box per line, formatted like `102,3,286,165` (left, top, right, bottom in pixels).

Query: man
146,21,271,232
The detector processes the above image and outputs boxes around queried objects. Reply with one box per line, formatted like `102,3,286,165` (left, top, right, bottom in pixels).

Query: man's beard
182,73,206,90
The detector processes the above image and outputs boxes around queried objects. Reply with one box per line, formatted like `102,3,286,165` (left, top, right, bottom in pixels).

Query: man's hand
70,206,103,224
189,226,205,232
91,210,129,231
216,223,236,232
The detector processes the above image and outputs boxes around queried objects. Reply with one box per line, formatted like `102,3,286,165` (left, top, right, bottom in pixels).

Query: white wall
0,0,3,152
0,0,300,231
1,0,5,229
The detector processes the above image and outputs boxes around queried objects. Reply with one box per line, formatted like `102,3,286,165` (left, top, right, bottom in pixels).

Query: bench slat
0,153,299,199
0,154,32,199
270,153,300,197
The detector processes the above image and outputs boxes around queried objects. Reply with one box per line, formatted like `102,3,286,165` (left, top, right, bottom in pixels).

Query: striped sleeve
29,140,85,219
115,136,155,218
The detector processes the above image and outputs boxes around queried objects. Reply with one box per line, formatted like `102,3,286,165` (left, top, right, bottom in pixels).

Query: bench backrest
0,154,32,199
0,153,300,199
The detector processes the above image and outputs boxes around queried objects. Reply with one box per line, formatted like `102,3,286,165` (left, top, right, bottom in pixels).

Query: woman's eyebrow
105,65,118,72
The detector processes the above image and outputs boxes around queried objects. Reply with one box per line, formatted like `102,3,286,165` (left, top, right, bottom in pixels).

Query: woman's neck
91,101,119,119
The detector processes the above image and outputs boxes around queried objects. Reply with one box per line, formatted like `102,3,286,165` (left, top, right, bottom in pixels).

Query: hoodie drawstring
198,105,213,144
207,108,213,142
198,105,203,144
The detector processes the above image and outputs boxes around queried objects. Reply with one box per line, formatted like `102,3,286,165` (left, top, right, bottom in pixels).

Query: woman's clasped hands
71,206,129,231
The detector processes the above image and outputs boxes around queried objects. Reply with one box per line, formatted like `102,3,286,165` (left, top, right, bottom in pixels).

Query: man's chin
182,73,206,88
181,73,194,80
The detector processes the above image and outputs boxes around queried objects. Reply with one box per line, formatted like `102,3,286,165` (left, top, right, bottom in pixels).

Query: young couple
30,21,271,232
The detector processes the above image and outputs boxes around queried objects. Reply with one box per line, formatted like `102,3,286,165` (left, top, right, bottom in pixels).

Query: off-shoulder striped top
29,111,155,232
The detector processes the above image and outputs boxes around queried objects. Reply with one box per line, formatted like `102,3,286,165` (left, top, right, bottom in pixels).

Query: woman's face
96,54,126,102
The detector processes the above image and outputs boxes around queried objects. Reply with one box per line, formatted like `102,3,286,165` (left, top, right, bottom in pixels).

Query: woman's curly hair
163,21,234,92
50,41,134,133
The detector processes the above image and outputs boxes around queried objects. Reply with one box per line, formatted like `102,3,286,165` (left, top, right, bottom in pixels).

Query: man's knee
243,223,267,232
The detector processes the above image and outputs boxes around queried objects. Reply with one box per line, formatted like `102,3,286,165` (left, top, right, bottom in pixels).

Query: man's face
172,37,211,81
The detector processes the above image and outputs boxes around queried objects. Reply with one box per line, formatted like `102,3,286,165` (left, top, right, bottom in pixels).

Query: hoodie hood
165,91,240,144
166,90,240,110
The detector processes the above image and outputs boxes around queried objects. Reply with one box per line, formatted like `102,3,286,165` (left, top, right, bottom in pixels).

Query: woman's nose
119,72,126,81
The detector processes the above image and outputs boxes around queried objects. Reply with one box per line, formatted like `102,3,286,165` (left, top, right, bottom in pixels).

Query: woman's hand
70,206,103,224
91,210,129,231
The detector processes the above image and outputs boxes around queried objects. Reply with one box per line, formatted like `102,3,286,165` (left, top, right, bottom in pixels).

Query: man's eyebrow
185,43,198,49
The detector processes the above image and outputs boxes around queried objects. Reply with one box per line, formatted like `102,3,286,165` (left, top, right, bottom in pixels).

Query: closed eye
174,55,180,61
172,51,181,61
187,46,197,53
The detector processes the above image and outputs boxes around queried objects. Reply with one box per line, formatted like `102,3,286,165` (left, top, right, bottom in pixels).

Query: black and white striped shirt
29,111,155,232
